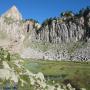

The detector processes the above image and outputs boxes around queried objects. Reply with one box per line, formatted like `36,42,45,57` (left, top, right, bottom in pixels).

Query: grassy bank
24,59,90,90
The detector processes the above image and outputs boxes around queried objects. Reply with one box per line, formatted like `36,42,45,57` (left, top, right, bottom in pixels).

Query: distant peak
12,5,17,8
10,5,18,11
2,5,22,20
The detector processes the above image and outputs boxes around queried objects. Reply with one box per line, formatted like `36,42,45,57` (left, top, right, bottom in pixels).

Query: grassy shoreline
23,59,90,90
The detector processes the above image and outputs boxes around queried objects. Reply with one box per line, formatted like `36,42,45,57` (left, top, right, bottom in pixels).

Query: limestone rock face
2,5,22,21
37,18,85,44
0,6,40,52
0,6,90,61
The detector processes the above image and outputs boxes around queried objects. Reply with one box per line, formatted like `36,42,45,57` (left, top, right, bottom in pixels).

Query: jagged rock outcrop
31,8,90,61
22,7,90,61
0,6,40,52
2,5,22,21
0,6,23,52
0,5,90,61
37,13,89,44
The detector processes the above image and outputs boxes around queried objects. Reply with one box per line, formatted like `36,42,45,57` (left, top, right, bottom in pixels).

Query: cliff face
22,7,90,61
37,12,90,44
0,6,39,52
0,6,90,61
2,5,22,21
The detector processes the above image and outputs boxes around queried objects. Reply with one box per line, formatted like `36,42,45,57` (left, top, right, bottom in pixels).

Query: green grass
23,59,90,90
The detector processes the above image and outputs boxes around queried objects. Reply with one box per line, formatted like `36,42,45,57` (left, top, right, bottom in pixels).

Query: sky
0,0,90,23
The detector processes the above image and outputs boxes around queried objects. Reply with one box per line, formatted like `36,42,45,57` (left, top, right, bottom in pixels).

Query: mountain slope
22,7,90,61
0,6,90,61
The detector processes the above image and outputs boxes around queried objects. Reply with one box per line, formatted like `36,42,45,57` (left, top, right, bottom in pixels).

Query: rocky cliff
37,10,90,43
0,5,90,61
0,6,40,52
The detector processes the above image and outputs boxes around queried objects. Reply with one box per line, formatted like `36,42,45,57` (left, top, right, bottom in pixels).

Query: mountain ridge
0,6,90,61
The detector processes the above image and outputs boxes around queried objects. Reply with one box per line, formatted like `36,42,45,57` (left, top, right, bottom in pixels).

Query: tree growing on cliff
60,11,74,17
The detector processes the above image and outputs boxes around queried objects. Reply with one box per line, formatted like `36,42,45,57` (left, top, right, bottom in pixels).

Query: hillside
0,48,89,90
0,5,90,90
0,6,90,61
